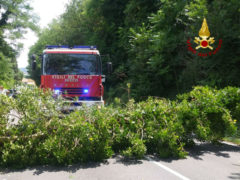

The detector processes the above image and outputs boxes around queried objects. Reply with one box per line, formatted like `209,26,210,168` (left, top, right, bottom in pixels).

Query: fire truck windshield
43,53,101,75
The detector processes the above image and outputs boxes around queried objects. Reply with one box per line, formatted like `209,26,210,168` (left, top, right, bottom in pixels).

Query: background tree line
28,0,240,101
0,0,38,88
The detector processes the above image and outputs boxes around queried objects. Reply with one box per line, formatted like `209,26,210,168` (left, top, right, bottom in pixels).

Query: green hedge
0,86,238,168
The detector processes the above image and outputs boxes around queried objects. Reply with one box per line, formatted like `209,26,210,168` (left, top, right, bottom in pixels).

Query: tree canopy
0,0,38,88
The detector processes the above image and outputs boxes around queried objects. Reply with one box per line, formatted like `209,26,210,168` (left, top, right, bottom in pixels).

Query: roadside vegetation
0,0,239,169
0,86,239,168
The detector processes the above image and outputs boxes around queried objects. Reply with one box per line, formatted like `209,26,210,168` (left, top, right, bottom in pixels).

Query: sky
17,0,69,68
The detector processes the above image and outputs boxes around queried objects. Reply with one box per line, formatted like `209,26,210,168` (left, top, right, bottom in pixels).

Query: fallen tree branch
0,132,45,143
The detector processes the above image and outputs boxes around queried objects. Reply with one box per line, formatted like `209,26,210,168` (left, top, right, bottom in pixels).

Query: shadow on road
0,142,239,176
0,156,144,176
228,173,240,179
147,142,240,162
0,155,144,175
33,161,109,175
0,160,108,175
187,142,240,160
114,155,143,166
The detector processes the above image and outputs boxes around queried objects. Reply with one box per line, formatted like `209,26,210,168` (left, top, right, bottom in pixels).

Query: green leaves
129,0,240,99
0,0,39,36
0,52,14,88
0,86,239,167
0,0,38,88
0,86,113,167
177,86,238,142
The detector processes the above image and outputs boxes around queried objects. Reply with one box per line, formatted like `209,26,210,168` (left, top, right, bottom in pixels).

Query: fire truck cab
32,45,111,108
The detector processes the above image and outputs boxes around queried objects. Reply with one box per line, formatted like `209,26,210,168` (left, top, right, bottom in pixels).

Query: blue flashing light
59,45,69,48
46,45,59,49
83,89,89,94
73,45,97,50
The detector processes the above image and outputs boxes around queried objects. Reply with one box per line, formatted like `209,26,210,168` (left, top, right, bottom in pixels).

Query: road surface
0,142,239,180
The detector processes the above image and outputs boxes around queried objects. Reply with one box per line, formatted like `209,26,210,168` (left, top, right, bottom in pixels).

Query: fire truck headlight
83,89,89,94
54,89,61,95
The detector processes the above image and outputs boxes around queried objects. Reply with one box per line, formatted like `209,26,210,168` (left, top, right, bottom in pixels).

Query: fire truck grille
63,96,101,101
60,88,85,95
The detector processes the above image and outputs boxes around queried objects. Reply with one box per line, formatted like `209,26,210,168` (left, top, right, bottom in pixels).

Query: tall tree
0,0,38,39
129,0,240,99
0,0,38,87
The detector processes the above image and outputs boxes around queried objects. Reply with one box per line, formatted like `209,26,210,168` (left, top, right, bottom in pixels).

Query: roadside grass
224,122,240,145
224,137,240,145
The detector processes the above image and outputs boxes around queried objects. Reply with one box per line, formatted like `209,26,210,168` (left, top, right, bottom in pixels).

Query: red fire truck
32,45,112,108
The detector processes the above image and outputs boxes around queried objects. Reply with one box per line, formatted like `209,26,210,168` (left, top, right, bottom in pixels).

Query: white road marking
145,156,190,180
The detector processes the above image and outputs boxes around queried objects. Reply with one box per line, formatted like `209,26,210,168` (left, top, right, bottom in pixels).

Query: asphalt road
0,142,239,180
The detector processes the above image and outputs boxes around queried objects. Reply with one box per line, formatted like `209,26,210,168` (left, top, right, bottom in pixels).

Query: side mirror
31,54,37,71
101,75,106,83
107,62,112,74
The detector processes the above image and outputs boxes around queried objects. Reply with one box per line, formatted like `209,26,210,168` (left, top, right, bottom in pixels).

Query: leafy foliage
0,86,112,167
0,0,38,88
177,86,238,144
129,0,240,99
0,52,14,87
0,0,38,42
0,86,238,168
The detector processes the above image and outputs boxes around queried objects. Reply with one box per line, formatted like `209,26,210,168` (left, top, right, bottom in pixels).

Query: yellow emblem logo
194,18,215,50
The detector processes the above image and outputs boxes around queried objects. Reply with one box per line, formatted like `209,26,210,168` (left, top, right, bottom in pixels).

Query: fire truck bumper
62,100,104,111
